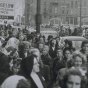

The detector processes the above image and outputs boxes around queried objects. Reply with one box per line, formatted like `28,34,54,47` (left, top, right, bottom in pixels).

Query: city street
0,0,88,88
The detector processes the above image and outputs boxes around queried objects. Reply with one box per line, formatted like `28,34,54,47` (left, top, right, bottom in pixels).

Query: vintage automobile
60,36,88,50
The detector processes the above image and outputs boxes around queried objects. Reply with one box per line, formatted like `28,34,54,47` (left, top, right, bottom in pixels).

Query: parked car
60,36,87,50
28,27,36,33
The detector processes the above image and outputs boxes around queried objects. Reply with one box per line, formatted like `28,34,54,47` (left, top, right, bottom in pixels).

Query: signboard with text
0,2,15,19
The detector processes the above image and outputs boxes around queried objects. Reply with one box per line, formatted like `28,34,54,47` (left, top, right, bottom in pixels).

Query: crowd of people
0,25,88,88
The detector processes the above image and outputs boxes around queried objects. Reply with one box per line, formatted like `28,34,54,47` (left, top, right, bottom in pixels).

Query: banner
0,2,15,19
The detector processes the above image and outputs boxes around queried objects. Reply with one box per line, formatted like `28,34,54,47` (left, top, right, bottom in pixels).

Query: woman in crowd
80,40,88,62
1,41,12,56
72,52,87,78
1,75,31,88
53,48,63,82
19,55,46,88
61,69,83,88
54,59,74,88
31,48,51,88
18,41,31,59
54,47,72,75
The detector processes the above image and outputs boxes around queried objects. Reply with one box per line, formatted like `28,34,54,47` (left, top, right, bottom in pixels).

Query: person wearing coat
49,38,57,59
0,52,10,85
18,55,46,88
1,75,31,88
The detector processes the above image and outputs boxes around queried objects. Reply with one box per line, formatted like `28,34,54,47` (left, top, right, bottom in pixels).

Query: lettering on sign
0,3,14,8
0,2,15,18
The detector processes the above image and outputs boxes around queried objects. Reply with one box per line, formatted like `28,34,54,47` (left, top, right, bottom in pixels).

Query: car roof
60,36,87,41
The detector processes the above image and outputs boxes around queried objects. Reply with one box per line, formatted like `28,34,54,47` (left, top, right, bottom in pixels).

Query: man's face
40,38,44,42
52,39,56,46
42,48,48,55
57,50,63,57
66,75,81,88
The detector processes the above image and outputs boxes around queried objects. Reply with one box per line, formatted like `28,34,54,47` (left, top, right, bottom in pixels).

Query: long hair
61,69,83,88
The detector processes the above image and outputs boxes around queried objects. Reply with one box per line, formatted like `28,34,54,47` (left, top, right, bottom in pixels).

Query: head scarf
1,75,26,88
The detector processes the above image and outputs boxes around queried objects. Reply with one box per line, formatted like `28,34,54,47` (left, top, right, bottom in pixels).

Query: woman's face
32,58,39,73
64,50,71,59
66,75,81,88
65,43,69,47
38,44,44,50
74,56,82,68
82,43,88,53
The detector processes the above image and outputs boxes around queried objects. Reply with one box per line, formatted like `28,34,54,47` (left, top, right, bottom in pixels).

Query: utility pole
36,0,41,33
80,0,82,29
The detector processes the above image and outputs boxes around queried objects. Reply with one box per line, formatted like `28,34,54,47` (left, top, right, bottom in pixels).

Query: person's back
1,75,31,88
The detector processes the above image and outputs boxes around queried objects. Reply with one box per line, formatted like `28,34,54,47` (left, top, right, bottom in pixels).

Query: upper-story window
71,1,73,8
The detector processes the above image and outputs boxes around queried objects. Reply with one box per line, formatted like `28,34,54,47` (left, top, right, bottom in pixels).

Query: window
44,15,46,18
67,3,69,8
84,1,86,6
75,1,77,8
44,2,46,7
55,7,58,13
83,8,86,15
62,7,65,14
49,5,52,13
62,10,64,14
71,1,73,8
67,10,69,14
49,16,52,19
74,18,77,25
66,17,69,24
70,17,73,24
44,8,46,13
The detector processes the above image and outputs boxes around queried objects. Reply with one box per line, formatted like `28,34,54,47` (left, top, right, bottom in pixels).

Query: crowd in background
0,24,88,88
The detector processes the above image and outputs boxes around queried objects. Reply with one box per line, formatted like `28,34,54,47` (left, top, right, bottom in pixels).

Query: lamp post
36,0,41,33
80,0,82,29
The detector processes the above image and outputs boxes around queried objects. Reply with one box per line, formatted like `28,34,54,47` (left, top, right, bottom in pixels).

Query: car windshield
72,41,82,50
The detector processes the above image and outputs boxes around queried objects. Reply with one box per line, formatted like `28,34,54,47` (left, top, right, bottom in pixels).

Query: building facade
24,0,88,26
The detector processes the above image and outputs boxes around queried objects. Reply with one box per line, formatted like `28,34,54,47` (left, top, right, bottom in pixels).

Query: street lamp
36,0,41,33
80,0,82,29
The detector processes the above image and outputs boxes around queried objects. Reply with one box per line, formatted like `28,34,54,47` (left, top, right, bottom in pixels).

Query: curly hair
72,53,85,65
